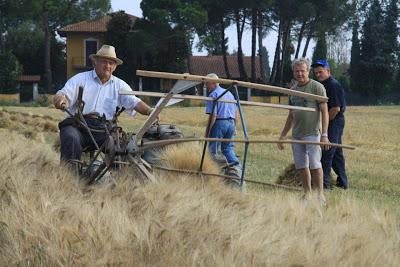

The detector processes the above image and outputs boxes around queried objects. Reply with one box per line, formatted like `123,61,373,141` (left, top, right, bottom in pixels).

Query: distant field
0,105,399,265
2,105,399,193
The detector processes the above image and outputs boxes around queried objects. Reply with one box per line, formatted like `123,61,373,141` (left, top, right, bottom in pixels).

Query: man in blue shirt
204,73,240,166
312,60,349,189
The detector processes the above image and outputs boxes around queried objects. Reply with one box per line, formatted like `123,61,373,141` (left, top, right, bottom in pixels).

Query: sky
110,0,314,66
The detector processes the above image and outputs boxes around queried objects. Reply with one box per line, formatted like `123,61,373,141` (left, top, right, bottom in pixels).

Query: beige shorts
291,135,322,170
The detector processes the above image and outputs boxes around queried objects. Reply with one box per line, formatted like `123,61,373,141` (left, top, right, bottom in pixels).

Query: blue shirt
321,76,346,115
205,86,237,119
57,70,142,120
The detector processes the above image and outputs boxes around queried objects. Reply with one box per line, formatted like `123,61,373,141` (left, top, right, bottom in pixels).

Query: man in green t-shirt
278,58,330,205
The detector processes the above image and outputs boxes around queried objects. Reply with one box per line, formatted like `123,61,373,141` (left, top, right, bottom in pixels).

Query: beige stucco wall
66,33,105,78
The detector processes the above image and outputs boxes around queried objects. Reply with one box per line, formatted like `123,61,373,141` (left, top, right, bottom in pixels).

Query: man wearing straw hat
277,58,330,205
54,44,155,162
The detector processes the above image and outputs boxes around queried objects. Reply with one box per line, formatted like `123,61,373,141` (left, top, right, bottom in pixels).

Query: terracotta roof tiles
58,13,138,36
189,55,262,79
17,75,41,82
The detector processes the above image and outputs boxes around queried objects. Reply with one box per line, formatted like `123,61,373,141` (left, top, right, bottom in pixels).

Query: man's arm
210,113,217,132
328,81,344,120
277,111,293,150
205,113,217,137
234,109,240,135
54,75,81,110
53,93,69,110
320,102,331,150
134,101,154,116
329,106,341,120
235,109,240,124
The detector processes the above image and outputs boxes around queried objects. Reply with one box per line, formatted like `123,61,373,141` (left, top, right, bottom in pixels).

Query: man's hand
147,108,160,122
278,111,293,151
134,101,160,121
320,135,331,150
329,107,340,120
277,135,286,150
54,94,69,110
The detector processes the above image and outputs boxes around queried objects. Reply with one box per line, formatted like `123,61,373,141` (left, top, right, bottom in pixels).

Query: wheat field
0,105,399,266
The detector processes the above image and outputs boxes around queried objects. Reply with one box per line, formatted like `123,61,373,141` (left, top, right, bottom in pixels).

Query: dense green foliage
0,0,110,93
0,0,398,103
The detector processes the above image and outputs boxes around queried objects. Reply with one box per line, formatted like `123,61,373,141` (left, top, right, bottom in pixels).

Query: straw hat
89,45,123,65
206,73,219,79
206,73,220,85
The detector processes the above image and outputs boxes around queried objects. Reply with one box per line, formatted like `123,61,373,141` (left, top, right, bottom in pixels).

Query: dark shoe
222,164,243,188
335,176,348,189
323,184,332,191
335,183,348,190
335,178,348,189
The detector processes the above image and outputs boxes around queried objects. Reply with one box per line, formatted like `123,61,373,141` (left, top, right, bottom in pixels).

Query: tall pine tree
384,0,399,92
105,11,134,84
350,20,361,92
312,31,328,63
259,46,271,81
359,0,389,97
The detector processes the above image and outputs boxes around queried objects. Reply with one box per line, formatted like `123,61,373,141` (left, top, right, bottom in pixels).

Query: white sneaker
301,194,312,201
318,195,327,207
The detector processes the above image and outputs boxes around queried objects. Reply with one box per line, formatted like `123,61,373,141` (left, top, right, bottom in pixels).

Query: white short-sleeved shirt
57,70,142,120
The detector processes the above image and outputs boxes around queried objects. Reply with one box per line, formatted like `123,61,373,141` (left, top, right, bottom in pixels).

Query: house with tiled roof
58,13,138,78
155,55,268,101
188,55,273,101
58,14,280,102
189,55,262,81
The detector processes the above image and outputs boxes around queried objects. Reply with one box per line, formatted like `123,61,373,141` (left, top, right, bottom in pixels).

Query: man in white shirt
54,45,154,162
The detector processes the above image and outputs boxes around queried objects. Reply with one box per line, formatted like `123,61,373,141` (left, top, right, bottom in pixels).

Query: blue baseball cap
311,59,330,68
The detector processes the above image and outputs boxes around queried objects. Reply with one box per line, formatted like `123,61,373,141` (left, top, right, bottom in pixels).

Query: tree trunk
302,21,315,58
257,10,267,83
185,35,193,73
235,9,248,81
279,19,291,86
221,17,231,79
43,9,52,91
295,20,307,59
251,8,257,83
0,12,4,51
270,20,282,85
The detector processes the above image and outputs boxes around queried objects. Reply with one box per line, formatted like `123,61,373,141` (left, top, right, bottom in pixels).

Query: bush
36,94,50,107
0,100,40,107
0,50,22,93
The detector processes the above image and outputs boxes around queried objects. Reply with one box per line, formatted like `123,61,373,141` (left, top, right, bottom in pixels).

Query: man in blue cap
312,59,349,189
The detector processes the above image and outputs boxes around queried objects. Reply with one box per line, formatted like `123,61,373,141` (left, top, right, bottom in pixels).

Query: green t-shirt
289,79,327,138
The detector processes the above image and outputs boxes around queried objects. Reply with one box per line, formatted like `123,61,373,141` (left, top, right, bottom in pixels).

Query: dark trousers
59,118,107,161
322,115,348,189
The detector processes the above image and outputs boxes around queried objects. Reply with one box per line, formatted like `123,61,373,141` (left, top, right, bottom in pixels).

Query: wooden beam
136,70,328,102
119,90,316,112
141,138,356,150
153,165,302,192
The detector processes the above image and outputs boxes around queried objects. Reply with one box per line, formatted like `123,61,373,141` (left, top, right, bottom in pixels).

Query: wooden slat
134,91,173,143
141,138,356,150
119,90,316,112
136,70,328,102
153,165,302,191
